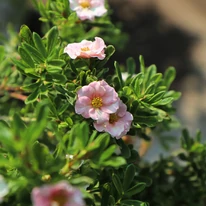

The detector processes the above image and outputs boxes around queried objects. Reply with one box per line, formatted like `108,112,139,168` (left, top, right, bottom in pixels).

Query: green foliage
0,0,205,206
139,130,206,206
116,56,181,129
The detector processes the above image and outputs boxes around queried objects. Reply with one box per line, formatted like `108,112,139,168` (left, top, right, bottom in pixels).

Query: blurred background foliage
1,0,206,205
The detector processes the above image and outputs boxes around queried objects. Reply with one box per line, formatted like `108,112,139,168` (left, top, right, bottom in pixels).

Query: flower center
51,190,68,206
81,47,90,51
80,1,90,8
109,113,119,124
52,194,68,206
51,196,67,206
91,97,103,108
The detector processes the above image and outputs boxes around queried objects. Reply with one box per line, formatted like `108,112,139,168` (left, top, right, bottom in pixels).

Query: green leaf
19,25,34,45
22,81,42,91
58,103,70,115
46,65,62,74
164,66,176,89
181,129,192,150
145,65,157,83
121,199,148,206
22,42,45,63
136,115,158,127
112,173,124,197
69,176,94,185
91,133,110,152
32,141,52,170
100,145,116,162
50,73,67,84
123,86,132,96
130,73,142,98
11,113,26,138
125,182,146,196
0,45,5,62
25,88,39,104
139,55,145,73
108,195,116,206
150,73,162,84
102,157,126,167
123,164,136,191
115,61,124,88
18,47,35,68
36,101,49,123
0,154,9,167
95,45,115,69
152,97,173,106
33,32,47,58
79,122,89,148
164,90,181,100
96,67,109,78
48,59,66,67
46,26,59,56
144,83,155,95
147,91,165,103
135,176,152,187
68,122,90,152
12,58,28,71
0,122,14,152
127,57,136,75
101,183,111,206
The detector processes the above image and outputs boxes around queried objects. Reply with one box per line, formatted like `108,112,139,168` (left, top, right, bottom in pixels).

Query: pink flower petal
78,85,95,99
88,108,109,122
64,37,106,60
69,0,107,21
106,121,125,137
93,100,133,139
101,101,119,113
91,81,106,96
31,181,85,206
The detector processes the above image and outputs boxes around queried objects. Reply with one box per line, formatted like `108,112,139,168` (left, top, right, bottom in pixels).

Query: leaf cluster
1,1,203,206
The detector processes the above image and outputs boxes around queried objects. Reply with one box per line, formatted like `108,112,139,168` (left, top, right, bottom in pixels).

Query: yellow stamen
80,1,90,8
81,47,90,51
91,97,103,108
109,113,119,124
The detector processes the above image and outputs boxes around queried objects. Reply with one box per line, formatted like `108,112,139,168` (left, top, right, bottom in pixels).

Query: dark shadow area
109,7,197,89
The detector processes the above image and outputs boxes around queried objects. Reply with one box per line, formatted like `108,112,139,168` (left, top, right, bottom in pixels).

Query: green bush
0,1,205,206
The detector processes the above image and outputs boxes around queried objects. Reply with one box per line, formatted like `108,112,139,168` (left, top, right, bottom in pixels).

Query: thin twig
9,92,27,101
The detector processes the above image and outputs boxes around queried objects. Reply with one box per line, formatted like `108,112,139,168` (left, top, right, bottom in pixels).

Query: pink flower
69,0,107,21
93,100,133,139
75,80,119,123
64,37,106,60
31,181,85,206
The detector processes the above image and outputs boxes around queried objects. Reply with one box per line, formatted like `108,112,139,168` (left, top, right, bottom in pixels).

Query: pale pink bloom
75,80,119,123
31,181,85,206
64,37,106,60
69,0,107,21
94,100,133,139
